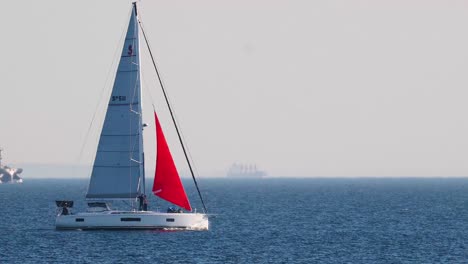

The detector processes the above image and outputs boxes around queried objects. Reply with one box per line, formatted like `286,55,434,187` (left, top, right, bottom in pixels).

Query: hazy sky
1,0,468,177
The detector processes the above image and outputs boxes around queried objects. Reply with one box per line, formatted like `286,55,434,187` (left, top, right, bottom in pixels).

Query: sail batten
86,5,143,200
152,112,192,211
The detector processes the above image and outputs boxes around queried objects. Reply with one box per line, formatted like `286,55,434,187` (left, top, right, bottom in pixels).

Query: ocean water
1,178,468,263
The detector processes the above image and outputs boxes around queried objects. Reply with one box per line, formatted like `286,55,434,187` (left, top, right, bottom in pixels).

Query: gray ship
0,148,23,184
226,163,267,178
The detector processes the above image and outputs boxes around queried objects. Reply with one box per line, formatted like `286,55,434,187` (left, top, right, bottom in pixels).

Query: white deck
56,210,209,230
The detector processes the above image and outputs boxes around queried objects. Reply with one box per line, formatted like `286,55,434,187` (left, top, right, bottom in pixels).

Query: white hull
0,179,23,184
56,211,209,231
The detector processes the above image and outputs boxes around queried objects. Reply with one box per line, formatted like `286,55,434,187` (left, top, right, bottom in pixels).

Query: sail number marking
112,96,127,102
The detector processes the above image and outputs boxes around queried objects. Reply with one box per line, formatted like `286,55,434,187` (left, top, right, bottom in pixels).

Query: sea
1,178,468,263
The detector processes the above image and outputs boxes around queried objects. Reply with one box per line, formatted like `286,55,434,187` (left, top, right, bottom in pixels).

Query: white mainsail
86,7,143,199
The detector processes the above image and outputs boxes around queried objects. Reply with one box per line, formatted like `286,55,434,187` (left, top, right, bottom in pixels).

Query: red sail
152,112,192,211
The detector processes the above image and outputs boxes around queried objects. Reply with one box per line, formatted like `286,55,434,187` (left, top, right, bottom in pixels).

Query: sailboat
55,3,209,230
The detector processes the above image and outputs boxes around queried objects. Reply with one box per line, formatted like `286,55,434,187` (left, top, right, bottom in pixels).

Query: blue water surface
0,178,468,263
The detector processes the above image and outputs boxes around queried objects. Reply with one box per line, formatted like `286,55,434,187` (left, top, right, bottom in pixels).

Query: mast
134,2,145,196
0,148,3,167
137,13,208,213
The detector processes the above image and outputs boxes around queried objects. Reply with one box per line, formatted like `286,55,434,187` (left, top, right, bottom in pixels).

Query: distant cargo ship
0,148,23,184
226,163,267,178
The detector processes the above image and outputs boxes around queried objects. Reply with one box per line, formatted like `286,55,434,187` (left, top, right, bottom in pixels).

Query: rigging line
129,7,141,206
138,19,208,214
134,10,146,197
136,5,157,113
150,66,199,178
147,63,201,184
155,80,203,189
141,68,157,107
170,110,201,181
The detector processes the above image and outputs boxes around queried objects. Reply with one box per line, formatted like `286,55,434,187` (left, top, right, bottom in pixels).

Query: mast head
132,2,138,16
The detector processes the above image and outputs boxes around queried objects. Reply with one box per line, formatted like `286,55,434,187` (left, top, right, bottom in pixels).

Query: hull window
121,218,141,222
166,218,175,222
75,218,84,222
